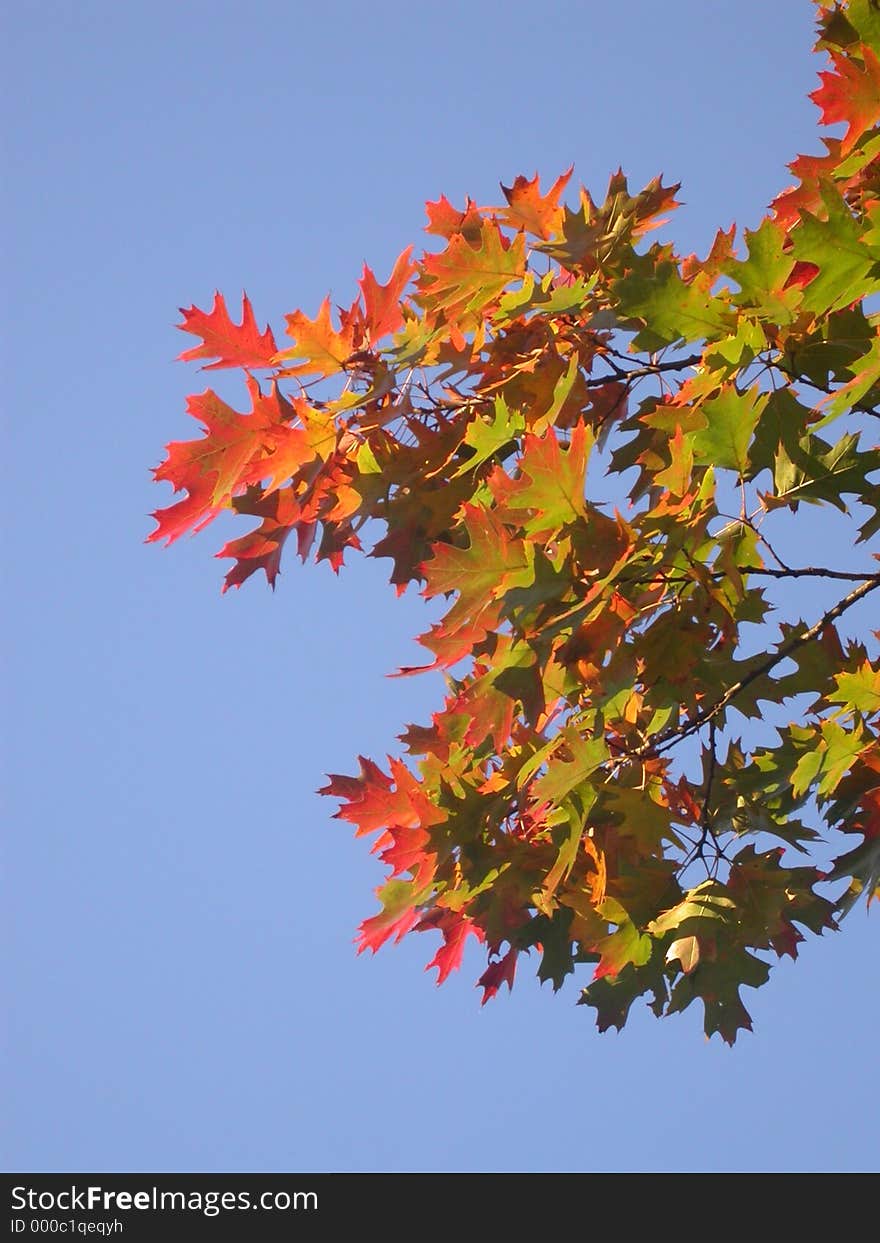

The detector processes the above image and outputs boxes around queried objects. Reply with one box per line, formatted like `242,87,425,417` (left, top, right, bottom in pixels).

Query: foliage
151,0,880,1042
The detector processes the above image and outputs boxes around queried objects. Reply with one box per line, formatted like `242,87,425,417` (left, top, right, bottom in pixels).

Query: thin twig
772,361,880,422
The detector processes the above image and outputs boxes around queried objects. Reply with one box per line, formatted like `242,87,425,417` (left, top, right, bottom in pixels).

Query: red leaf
681,224,737,284
149,379,312,548
319,753,444,841
177,292,277,370
810,45,880,154
783,260,820,290
319,756,404,836
216,487,301,592
376,824,434,886
358,246,416,342
371,525,423,595
477,947,518,1004
456,682,516,752
418,910,485,985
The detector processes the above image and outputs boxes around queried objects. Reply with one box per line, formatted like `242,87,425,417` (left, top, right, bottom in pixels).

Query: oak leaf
177,292,277,370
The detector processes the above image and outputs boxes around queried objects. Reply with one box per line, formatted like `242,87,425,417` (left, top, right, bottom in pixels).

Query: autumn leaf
810,44,880,154
591,916,653,982
497,420,593,537
416,219,527,325
358,246,416,343
149,385,274,543
477,947,518,1004
422,503,535,619
177,292,277,370
356,879,430,955
276,296,357,377
500,167,573,240
218,486,300,591
830,661,880,714
418,909,484,984
424,193,483,241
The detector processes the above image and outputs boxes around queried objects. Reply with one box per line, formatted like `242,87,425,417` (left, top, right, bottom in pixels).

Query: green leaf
592,918,653,979
454,397,524,476
792,184,880,316
531,728,609,803
761,431,880,512
818,335,880,426
614,251,731,350
578,960,668,1033
846,0,880,47
827,838,880,916
504,420,594,536
530,908,577,990
495,271,597,322
724,218,800,323
830,662,880,714
691,385,768,474
540,794,599,901
792,718,865,798
667,944,771,1045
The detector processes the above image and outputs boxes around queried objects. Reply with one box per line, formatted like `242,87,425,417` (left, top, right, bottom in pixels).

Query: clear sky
4,0,878,1173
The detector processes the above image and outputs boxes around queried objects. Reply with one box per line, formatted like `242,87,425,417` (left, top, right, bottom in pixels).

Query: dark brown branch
597,352,703,388
621,566,880,586
739,567,879,582
430,351,706,409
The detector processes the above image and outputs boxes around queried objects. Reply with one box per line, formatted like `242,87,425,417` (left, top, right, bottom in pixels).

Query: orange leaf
177,292,277,370
276,296,356,377
149,387,273,543
424,193,482,241
500,167,573,239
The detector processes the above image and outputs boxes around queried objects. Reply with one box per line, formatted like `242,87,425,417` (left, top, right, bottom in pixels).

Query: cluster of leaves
151,0,880,1042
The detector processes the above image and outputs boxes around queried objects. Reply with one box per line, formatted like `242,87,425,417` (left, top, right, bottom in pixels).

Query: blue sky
4,0,878,1173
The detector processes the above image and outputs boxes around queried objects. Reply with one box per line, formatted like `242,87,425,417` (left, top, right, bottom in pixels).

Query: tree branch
597,351,703,388
621,566,880,586
637,575,880,759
